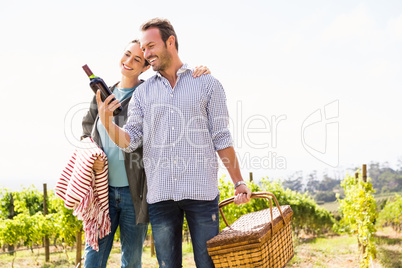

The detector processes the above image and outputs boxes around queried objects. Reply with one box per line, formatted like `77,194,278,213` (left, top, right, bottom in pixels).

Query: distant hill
280,161,402,202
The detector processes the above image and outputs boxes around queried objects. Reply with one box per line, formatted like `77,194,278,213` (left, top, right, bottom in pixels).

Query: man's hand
234,184,251,205
94,90,131,149
95,90,121,129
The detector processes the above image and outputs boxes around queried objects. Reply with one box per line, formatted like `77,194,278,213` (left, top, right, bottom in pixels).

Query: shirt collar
156,63,190,78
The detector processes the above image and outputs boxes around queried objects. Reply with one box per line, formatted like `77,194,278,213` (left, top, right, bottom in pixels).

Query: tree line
281,160,402,203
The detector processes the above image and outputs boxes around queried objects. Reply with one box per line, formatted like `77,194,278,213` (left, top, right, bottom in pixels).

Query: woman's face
120,42,148,78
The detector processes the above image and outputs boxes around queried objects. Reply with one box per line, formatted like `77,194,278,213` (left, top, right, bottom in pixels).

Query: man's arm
217,146,251,204
205,78,251,204
95,90,131,148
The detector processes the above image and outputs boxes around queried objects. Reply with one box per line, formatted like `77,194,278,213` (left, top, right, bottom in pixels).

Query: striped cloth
55,137,110,251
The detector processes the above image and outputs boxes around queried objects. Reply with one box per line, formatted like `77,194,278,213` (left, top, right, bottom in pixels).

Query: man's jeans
149,195,219,268
85,186,148,268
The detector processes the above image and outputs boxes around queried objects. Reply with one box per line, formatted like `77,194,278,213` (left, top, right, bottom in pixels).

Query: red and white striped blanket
55,137,111,251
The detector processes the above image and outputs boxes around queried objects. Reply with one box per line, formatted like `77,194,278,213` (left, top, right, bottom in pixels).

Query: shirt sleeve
206,78,234,151
121,91,144,153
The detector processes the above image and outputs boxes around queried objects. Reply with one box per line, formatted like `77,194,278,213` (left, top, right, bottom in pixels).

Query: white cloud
321,4,377,42
367,58,399,78
386,13,402,40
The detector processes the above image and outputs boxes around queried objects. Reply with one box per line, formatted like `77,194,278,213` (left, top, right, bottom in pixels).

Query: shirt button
173,160,177,164
170,94,173,97
172,127,175,130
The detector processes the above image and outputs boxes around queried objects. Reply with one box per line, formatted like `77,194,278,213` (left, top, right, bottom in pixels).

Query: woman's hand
93,156,105,173
192,65,211,77
96,90,121,129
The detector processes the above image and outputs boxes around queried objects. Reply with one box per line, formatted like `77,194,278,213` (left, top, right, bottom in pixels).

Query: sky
1,0,402,190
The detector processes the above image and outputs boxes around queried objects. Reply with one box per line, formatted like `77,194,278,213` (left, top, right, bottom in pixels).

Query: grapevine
336,172,377,268
376,194,402,232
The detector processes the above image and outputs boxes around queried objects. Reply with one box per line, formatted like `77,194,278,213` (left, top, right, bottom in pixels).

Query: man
96,18,251,268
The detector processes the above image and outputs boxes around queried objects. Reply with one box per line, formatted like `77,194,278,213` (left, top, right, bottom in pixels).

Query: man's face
140,27,171,72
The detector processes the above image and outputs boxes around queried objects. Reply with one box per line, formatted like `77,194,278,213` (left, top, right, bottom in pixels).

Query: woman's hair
140,18,178,51
129,39,150,67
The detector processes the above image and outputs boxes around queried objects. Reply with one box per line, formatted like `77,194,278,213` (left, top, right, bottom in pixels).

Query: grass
0,228,400,267
287,227,401,268
0,242,196,268
0,247,77,268
287,235,359,267
373,228,402,268
105,241,196,268
319,200,340,213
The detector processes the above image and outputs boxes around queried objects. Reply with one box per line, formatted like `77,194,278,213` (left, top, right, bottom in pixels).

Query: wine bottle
82,64,122,116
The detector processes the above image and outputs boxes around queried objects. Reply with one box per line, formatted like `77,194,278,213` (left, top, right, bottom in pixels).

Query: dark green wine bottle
82,64,122,116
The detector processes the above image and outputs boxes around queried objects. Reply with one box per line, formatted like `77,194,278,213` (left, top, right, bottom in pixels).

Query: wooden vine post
76,231,82,267
43,184,50,262
361,164,367,259
8,193,15,255
362,164,367,182
151,234,155,257
355,165,368,260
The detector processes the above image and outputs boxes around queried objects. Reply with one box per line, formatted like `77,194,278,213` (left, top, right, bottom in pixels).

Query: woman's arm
81,96,106,173
81,96,98,140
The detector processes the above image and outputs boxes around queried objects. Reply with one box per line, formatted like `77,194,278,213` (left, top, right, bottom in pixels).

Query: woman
81,39,210,268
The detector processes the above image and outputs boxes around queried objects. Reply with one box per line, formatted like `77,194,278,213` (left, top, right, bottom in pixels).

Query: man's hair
140,18,179,51
130,39,150,67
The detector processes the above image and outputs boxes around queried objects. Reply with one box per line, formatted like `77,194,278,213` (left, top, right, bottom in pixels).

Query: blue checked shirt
121,64,233,204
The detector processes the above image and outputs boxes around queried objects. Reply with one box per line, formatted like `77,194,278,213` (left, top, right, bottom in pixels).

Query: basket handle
218,192,288,233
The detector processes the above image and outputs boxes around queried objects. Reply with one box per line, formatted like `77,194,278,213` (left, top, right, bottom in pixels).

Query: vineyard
0,185,83,267
0,166,401,268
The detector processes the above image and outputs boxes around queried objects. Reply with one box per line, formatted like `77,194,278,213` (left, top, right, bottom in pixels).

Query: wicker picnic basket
207,192,294,268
